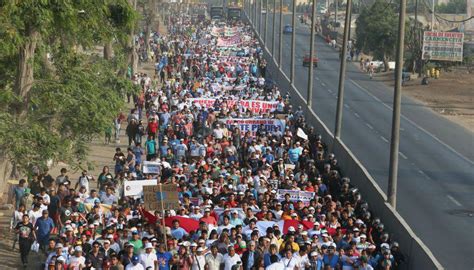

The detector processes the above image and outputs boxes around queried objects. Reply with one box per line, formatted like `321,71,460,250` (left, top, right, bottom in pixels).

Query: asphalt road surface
255,12,474,269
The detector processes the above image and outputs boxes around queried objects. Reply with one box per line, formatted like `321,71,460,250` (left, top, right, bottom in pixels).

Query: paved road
257,12,474,269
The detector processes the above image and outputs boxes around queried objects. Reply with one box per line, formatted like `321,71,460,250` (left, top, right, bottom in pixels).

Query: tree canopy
435,0,467,14
0,0,139,177
355,0,398,65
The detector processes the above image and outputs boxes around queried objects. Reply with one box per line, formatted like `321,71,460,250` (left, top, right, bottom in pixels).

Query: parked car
303,54,318,67
283,24,293,34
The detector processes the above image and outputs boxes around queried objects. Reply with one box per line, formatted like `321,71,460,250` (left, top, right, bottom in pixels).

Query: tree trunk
104,41,113,60
14,29,39,117
382,54,389,72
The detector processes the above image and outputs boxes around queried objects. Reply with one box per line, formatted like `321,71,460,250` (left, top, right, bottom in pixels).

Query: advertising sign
422,31,464,62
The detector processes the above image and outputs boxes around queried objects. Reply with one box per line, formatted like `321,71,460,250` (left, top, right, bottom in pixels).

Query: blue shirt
171,227,188,240
156,251,172,270
247,251,255,270
35,217,54,238
146,140,157,154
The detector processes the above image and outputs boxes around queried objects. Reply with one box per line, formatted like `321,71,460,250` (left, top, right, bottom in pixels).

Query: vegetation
0,0,139,185
435,0,467,13
355,0,398,71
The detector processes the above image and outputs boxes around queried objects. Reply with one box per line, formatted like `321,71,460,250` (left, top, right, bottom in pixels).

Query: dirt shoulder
374,68,474,132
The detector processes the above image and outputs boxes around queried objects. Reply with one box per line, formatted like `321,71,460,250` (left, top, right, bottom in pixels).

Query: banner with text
188,98,278,113
143,184,180,211
276,189,315,205
422,31,464,62
142,161,161,174
124,180,157,197
219,118,286,135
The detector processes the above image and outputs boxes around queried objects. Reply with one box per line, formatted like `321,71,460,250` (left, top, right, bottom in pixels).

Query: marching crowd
11,11,404,270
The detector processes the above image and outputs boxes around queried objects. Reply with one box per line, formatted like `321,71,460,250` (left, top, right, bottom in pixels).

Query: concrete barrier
245,14,443,270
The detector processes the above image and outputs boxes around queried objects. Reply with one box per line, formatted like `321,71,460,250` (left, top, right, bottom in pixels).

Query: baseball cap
145,243,153,249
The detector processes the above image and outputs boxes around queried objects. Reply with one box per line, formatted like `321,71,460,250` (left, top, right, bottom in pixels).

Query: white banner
188,98,278,113
124,180,157,196
220,118,286,135
142,161,161,174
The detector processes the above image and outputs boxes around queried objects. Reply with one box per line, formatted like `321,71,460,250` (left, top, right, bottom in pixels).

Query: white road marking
316,77,320,81
349,79,474,166
365,123,374,130
447,195,462,207
354,113,360,118
399,152,408,159
417,170,431,180
328,89,333,93
321,82,326,86
344,104,350,109
380,136,389,143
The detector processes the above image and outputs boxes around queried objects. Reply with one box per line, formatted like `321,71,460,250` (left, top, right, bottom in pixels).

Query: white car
261,9,267,14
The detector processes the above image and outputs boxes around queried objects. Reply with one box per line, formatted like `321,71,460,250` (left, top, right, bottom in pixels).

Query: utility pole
431,0,434,30
334,0,352,138
290,0,297,83
272,0,276,56
279,0,283,67
264,0,269,43
334,0,337,31
387,0,407,209
307,0,317,107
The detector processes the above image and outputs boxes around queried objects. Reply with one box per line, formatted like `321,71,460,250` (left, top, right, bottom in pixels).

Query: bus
210,6,224,19
227,7,242,20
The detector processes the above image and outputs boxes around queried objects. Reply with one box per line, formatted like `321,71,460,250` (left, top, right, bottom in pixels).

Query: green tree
435,0,467,13
0,1,138,193
355,0,398,70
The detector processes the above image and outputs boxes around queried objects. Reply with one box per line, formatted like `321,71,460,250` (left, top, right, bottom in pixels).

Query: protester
7,11,403,270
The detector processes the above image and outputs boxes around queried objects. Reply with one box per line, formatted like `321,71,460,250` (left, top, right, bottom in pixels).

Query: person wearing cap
200,208,217,227
280,233,299,254
34,209,54,252
125,254,144,270
191,246,206,270
129,230,143,253
242,240,261,270
139,242,158,269
69,245,86,270
44,242,64,269
322,244,339,269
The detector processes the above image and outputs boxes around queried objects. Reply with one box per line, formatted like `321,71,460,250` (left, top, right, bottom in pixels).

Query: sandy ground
374,68,474,133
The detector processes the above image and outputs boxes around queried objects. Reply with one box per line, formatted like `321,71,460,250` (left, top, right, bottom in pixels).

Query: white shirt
192,254,206,270
266,262,285,270
125,263,145,270
280,256,299,270
293,252,309,268
140,252,157,269
205,253,224,270
69,256,86,270
223,253,241,270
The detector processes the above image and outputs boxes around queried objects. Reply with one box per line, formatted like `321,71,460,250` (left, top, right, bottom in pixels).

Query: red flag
165,216,200,233
140,208,158,224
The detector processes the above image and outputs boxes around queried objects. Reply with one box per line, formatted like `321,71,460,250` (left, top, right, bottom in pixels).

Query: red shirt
147,122,158,134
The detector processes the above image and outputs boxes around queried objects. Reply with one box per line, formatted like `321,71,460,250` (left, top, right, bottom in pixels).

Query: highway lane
259,12,474,269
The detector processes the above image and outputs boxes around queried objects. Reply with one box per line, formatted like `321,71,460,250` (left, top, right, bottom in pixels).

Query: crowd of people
10,10,404,270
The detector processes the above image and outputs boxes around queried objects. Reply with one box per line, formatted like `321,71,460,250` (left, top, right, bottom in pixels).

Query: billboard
422,31,464,62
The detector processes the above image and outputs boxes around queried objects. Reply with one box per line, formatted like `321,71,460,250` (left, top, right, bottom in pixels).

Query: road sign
143,184,180,211
422,31,464,62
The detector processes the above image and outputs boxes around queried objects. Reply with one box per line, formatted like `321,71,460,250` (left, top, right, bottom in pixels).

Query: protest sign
143,184,180,211
297,128,308,140
220,118,286,135
188,98,278,113
276,189,315,205
422,31,464,62
142,161,161,174
124,179,157,197
217,35,242,47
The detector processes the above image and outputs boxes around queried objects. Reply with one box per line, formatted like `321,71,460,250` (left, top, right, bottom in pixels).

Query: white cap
310,251,318,257
197,247,204,252
313,222,320,226
360,234,367,239
74,246,82,252
145,243,154,249
288,226,295,232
